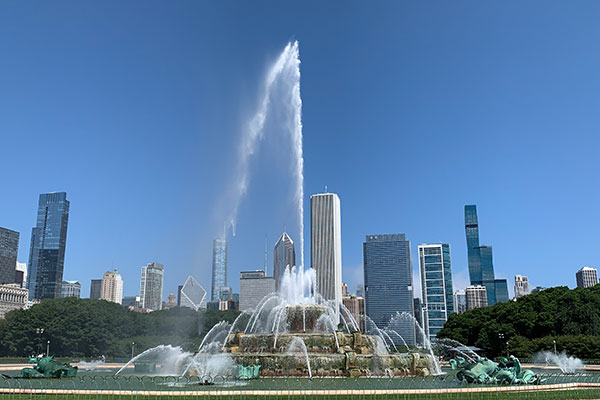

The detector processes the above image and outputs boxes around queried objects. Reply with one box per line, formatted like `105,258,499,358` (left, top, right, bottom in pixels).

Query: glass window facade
27,192,70,300
211,239,228,301
363,234,415,345
0,227,19,285
419,243,454,342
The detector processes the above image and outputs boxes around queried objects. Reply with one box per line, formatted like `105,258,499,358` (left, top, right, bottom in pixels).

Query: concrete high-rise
0,227,19,285
101,269,123,304
273,232,295,291
514,275,531,299
453,290,467,314
363,234,415,345
464,205,508,306
311,193,342,305
466,285,488,310
28,192,70,300
15,262,27,288
239,270,276,312
418,243,454,341
211,239,228,301
140,262,164,311
576,267,598,288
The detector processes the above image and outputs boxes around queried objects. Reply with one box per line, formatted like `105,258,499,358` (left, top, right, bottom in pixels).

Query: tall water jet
223,41,305,266
535,351,583,374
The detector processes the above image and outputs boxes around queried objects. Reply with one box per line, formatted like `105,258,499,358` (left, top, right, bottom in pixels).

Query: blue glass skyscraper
28,192,70,300
418,243,454,341
464,205,508,306
363,234,415,345
211,238,228,301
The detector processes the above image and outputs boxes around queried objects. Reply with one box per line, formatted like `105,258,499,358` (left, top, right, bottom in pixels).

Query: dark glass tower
464,205,508,306
273,232,295,291
0,227,19,284
211,238,228,301
363,234,415,345
28,192,70,300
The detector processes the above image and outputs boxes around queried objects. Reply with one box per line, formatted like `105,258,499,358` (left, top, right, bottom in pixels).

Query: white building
514,275,531,299
453,290,467,314
576,266,598,289
466,285,488,310
140,262,164,311
16,262,27,288
178,276,207,311
61,280,81,298
0,283,28,319
310,192,342,306
239,270,275,312
101,270,123,304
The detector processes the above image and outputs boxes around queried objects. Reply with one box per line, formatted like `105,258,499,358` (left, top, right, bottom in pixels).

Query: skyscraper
311,193,342,305
273,232,295,291
0,227,19,285
15,262,27,288
179,275,207,311
239,270,275,311
453,290,467,314
140,262,164,311
464,205,508,306
363,234,415,345
466,285,488,310
576,266,598,288
514,275,531,298
418,243,454,342
101,269,123,304
28,192,70,300
211,239,227,301
90,279,102,299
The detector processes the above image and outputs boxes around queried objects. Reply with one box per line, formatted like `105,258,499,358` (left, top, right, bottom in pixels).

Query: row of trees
0,297,240,358
438,285,600,358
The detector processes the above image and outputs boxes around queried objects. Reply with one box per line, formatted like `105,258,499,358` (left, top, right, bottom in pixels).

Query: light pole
46,341,50,356
36,328,44,356
131,342,135,359
498,333,505,357
553,340,557,355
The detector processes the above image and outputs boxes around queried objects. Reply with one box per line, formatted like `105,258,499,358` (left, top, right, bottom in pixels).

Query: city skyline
2,2,600,301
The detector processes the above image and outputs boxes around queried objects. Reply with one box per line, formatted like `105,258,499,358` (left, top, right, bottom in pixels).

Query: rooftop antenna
325,185,328,193
264,235,268,275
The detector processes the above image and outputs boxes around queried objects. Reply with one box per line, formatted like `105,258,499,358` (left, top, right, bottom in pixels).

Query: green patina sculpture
20,356,78,378
450,355,541,385
232,364,261,379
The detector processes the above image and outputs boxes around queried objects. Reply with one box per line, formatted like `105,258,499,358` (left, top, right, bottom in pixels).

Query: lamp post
498,333,505,357
46,341,50,357
131,342,135,359
35,328,44,356
553,340,557,355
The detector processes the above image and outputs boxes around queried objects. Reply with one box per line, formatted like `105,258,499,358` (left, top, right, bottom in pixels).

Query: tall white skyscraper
101,269,123,304
514,275,531,299
310,192,342,306
273,232,295,291
140,262,164,311
576,266,598,289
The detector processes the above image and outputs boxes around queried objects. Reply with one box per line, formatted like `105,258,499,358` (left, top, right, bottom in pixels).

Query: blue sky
1,1,600,300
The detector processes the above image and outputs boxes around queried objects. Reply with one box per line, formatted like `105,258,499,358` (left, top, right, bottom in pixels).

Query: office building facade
140,262,164,311
514,275,531,298
15,262,27,288
60,280,81,298
466,285,488,310
363,233,415,345
28,192,70,300
453,290,467,314
101,270,123,304
273,232,295,291
90,279,102,299
179,275,207,311
0,283,28,319
239,270,276,312
311,193,342,305
211,239,228,301
418,243,454,341
576,267,598,289
464,205,508,306
0,227,19,285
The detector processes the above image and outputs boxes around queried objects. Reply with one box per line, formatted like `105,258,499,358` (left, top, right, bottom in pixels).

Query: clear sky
2,1,600,300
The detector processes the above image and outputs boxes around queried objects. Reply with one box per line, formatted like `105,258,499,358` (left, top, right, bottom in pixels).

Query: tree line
0,297,240,359
438,285,600,359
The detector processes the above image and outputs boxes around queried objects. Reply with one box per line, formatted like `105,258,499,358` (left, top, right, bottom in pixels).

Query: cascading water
286,337,312,378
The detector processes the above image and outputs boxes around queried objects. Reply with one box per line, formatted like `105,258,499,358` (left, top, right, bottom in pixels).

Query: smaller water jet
535,351,583,374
